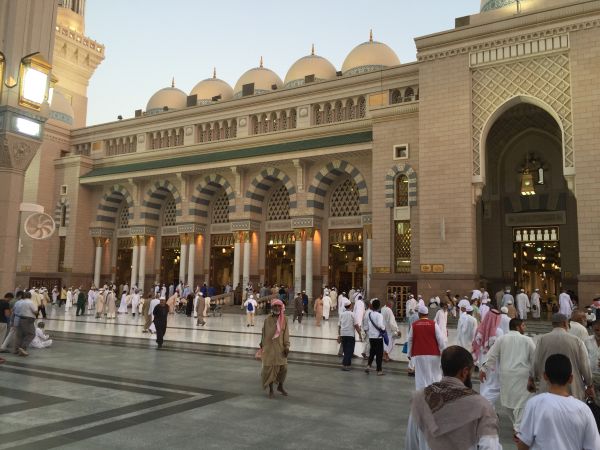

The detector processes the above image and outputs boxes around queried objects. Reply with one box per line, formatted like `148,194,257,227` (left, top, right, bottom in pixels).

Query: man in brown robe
196,293,206,326
528,313,594,400
314,296,323,327
406,346,501,450
260,299,290,398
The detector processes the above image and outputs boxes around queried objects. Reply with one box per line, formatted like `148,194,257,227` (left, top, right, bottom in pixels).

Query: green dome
481,0,517,12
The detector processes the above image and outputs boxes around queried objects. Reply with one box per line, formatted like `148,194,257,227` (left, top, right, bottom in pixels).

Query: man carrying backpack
244,294,258,327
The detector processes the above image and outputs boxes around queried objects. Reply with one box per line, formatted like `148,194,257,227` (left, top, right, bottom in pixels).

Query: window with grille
395,220,411,273
390,89,402,104
212,191,230,224
117,204,129,229
330,178,360,217
162,195,177,226
267,184,291,221
396,175,409,207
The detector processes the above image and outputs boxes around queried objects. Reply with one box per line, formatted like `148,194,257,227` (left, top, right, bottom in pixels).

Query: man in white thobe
417,295,425,310
569,311,590,342
515,289,530,320
148,296,161,333
322,292,331,320
500,289,514,309
585,320,600,404
433,302,449,346
87,288,96,311
405,294,418,319
456,305,477,352
530,288,541,319
407,305,446,390
329,288,338,311
480,318,535,432
558,289,573,319
131,289,140,318
479,298,490,323
381,301,399,360
337,292,348,316
499,307,511,334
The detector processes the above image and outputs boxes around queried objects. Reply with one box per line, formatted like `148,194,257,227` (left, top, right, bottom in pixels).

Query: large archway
478,102,579,306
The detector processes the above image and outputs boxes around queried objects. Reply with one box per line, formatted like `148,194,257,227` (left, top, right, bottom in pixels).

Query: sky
84,0,479,126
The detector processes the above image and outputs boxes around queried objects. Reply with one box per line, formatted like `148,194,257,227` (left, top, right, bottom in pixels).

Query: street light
18,52,51,110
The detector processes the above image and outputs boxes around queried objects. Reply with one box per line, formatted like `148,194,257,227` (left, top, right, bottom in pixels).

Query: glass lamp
18,53,51,110
520,169,536,196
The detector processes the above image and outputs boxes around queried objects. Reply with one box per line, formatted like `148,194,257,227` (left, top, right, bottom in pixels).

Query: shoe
341,367,351,372
377,372,385,376
247,324,250,327
407,371,415,377
17,348,28,357
365,366,371,374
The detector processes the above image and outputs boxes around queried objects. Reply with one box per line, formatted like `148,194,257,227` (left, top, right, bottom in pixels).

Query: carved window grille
394,220,411,273
334,101,343,122
211,233,234,247
266,231,295,245
390,89,402,104
314,105,322,125
117,205,130,229
324,103,333,123
346,99,355,120
358,96,366,118
280,111,288,130
404,87,414,101
289,109,297,128
270,112,278,132
162,196,177,226
267,184,291,221
329,229,363,244
330,179,360,217
161,235,180,249
212,191,230,224
396,175,409,207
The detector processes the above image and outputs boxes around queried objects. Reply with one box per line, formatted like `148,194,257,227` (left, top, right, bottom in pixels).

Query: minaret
52,1,104,127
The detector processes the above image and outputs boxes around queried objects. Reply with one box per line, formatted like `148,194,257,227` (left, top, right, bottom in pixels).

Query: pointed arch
385,164,417,207
307,160,368,213
245,167,297,215
95,184,134,226
54,197,71,227
141,180,182,222
189,174,235,219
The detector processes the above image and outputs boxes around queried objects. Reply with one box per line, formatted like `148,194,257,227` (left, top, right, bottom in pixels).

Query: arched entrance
478,102,579,304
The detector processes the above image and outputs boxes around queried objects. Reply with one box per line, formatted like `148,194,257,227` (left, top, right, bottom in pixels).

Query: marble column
110,236,118,283
93,237,103,289
130,236,139,291
294,229,303,296
232,232,241,289
138,236,147,292
364,225,373,298
242,231,251,291
179,234,188,285
187,234,196,289
305,229,314,301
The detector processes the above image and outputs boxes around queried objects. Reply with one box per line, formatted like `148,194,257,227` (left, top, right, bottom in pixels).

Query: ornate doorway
329,229,363,293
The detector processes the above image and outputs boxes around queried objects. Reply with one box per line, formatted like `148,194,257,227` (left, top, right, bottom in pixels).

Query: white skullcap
409,294,414,298
501,306,509,313
343,299,351,308
418,305,429,315
458,299,471,309
466,305,474,312
249,294,254,300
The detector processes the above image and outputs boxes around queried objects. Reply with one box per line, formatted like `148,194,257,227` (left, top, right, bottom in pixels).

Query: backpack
247,301,254,312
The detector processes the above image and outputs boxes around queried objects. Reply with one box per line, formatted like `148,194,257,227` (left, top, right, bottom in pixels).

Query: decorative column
110,237,118,283
137,236,147,292
305,229,314,300
179,234,188,284
130,236,139,290
187,234,196,289
232,232,241,289
93,237,104,288
294,229,303,296
364,225,373,298
242,231,251,291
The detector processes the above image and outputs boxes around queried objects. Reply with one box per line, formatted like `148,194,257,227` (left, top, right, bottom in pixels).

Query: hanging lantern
521,169,535,196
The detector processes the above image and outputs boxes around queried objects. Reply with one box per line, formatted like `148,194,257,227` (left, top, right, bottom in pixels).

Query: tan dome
49,90,75,128
233,58,283,98
341,32,400,76
146,81,187,114
190,69,234,104
284,46,337,88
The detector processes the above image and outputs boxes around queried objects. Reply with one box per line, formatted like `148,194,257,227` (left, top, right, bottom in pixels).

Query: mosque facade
17,0,600,314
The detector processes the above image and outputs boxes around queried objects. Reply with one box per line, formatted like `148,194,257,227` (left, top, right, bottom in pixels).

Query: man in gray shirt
13,291,37,356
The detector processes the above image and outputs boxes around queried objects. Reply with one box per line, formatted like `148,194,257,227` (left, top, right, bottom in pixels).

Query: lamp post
0,0,57,291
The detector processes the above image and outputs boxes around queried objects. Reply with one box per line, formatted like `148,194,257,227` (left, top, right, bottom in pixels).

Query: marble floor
39,305,465,361
0,337,517,449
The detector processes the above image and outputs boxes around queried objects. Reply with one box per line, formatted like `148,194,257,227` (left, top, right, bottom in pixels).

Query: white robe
31,328,52,348
499,314,510,335
381,305,399,355
530,292,541,319
87,290,96,310
337,295,348,315
66,290,73,309
479,304,490,322
407,321,446,390
516,293,530,319
118,293,128,313
433,309,448,345
330,290,338,310
501,293,514,309
478,327,504,409
148,298,160,333
456,314,477,352
131,294,140,315
322,295,331,319
569,321,590,342
559,292,573,319
406,298,418,317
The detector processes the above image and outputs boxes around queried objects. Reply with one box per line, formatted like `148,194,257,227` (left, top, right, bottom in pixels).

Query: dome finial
171,77,175,88
213,67,216,79
311,43,315,56
369,29,373,42
259,56,263,68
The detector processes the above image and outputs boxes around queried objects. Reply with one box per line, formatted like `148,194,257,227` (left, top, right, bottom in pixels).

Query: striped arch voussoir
384,164,417,207
190,174,236,218
244,167,297,215
54,198,71,227
307,160,368,212
141,180,182,222
95,184,134,225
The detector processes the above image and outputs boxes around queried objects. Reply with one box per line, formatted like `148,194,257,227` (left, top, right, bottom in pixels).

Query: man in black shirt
152,297,169,349
0,293,13,345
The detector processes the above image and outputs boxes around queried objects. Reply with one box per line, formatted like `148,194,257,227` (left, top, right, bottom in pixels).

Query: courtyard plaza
0,315,519,450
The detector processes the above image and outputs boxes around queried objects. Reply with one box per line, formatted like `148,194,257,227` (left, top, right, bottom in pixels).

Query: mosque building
16,0,600,314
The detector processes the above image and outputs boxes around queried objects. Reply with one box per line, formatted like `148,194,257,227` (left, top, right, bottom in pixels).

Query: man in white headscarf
558,289,573,319
516,289,530,320
406,294,418,319
322,290,332,320
456,305,477,352
501,288,514,309
381,300,400,361
530,288,541,319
